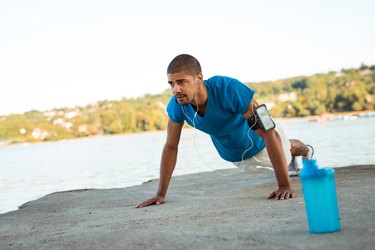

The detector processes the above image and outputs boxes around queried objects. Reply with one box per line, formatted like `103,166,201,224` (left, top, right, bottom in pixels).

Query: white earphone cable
181,86,259,176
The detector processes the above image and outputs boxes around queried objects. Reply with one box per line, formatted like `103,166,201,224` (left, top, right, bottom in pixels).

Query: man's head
167,54,202,76
167,54,204,105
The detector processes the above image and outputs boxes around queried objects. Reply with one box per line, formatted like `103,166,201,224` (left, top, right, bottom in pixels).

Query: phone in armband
255,104,275,131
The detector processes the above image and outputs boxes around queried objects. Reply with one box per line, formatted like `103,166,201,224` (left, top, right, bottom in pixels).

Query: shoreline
275,110,375,121
1,110,374,148
0,129,168,148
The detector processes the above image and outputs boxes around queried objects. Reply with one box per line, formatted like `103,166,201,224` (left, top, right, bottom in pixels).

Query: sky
1,0,374,116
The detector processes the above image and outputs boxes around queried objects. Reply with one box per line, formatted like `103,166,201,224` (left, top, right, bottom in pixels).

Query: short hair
167,54,202,76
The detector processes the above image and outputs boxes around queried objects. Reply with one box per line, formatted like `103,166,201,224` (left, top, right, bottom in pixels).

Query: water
1,118,374,214
280,117,375,167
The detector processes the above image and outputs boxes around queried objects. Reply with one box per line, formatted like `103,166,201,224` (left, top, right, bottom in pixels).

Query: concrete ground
0,165,374,250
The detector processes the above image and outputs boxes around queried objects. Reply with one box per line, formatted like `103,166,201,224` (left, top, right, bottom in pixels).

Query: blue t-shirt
167,75,265,162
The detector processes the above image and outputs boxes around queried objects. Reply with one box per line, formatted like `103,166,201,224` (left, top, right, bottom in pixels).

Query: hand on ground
268,187,296,200
136,196,165,208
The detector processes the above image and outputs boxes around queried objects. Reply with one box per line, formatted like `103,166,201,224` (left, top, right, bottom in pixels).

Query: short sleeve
166,96,185,123
224,78,254,114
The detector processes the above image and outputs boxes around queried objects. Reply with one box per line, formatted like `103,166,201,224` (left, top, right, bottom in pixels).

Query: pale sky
1,0,374,116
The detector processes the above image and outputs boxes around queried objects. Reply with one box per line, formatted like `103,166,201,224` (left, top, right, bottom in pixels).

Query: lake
1,117,374,214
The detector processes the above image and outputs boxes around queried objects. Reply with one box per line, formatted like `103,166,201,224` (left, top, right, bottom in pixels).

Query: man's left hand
268,187,296,200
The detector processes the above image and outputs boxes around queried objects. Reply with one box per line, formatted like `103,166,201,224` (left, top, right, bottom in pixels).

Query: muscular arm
136,119,183,208
156,119,183,198
244,100,295,200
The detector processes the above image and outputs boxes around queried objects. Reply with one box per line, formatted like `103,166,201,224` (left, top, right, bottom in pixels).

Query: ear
197,72,203,84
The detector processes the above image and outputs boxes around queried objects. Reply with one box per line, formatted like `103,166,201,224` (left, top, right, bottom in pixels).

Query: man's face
167,71,199,105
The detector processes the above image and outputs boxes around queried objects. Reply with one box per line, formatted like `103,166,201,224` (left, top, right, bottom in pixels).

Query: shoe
302,144,314,160
288,156,300,177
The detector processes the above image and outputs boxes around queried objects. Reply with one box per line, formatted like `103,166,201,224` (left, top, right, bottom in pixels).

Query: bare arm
244,100,295,200
136,119,183,208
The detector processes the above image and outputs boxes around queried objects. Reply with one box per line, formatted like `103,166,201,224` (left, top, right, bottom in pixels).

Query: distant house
65,122,73,129
278,92,297,102
64,111,78,120
78,125,88,134
359,69,372,76
43,111,56,121
53,118,73,130
31,128,48,140
53,118,65,126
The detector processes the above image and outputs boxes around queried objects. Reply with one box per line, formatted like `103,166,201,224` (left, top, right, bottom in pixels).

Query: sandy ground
0,165,374,250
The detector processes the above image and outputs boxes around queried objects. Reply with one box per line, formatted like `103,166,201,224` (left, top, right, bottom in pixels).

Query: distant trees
0,90,172,144
0,65,374,144
247,65,375,117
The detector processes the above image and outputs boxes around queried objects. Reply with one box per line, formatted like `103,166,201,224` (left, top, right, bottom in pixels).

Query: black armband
247,115,261,130
247,104,276,131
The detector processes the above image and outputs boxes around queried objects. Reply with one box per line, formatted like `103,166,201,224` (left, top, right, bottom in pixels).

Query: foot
288,156,300,177
302,144,314,160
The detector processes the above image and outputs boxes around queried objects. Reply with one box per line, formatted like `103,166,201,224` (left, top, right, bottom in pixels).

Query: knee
289,139,299,155
289,139,308,156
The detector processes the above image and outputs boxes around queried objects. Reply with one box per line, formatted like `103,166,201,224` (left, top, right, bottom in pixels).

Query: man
136,54,313,208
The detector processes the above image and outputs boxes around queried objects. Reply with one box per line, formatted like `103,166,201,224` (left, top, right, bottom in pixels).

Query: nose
173,84,181,93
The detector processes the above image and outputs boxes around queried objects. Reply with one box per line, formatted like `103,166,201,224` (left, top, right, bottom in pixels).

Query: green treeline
0,64,374,144
0,90,172,144
246,64,375,117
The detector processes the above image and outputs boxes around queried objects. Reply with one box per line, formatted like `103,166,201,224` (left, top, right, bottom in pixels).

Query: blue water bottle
299,159,341,234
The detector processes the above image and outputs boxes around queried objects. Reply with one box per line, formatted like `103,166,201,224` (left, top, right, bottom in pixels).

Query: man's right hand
135,119,182,209
135,196,165,208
